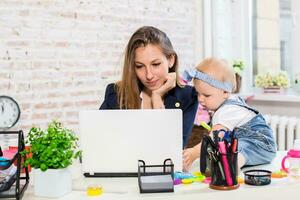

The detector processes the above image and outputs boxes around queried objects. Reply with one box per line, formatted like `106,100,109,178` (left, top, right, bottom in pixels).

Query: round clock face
0,96,21,129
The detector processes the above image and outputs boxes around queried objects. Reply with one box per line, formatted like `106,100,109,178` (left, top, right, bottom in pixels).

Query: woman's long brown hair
116,26,182,109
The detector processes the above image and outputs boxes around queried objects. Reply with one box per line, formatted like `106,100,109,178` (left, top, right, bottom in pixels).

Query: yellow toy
271,170,287,178
87,185,103,196
181,179,194,184
237,177,244,184
192,172,206,182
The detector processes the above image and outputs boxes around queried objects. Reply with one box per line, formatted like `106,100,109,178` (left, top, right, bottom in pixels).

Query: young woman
100,26,198,147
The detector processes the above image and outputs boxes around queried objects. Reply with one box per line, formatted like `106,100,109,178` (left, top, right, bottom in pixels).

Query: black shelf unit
0,130,29,200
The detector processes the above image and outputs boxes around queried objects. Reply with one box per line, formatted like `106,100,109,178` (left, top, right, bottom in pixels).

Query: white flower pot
34,168,72,198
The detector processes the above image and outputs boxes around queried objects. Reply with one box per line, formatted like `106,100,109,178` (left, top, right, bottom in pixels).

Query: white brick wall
0,0,200,134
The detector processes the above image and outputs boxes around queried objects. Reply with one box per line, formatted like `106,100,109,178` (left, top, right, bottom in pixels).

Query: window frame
202,0,254,93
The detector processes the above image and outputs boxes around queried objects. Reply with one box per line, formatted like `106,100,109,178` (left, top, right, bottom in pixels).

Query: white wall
0,0,202,133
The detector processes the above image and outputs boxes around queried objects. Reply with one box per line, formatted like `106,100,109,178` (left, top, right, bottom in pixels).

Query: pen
207,146,225,181
218,141,233,186
231,138,238,180
231,138,237,153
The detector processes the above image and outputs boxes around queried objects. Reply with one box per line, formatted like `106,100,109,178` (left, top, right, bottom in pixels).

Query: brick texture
0,0,198,135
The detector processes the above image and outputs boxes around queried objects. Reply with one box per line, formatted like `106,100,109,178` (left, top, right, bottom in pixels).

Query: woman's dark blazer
99,83,198,148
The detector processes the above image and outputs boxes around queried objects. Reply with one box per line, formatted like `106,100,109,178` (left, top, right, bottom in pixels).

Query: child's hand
211,124,228,138
182,144,200,172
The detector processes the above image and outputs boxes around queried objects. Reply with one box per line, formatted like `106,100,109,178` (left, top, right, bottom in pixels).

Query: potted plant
22,121,81,198
254,70,290,93
232,60,245,93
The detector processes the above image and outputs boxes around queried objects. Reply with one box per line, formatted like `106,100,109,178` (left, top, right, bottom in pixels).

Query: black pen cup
209,151,239,190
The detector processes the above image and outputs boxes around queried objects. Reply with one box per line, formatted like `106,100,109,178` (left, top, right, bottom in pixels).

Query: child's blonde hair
195,57,236,93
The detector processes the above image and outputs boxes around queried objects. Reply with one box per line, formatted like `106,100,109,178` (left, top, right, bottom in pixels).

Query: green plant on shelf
22,120,82,171
232,60,245,76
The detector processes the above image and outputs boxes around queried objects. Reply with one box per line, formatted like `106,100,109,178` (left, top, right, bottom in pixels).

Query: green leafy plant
22,121,81,171
255,71,290,88
232,60,245,76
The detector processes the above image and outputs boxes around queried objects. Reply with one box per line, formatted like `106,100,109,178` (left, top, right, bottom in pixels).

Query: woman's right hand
151,72,176,109
152,72,176,97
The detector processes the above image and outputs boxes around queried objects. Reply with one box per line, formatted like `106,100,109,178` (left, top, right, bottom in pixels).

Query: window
203,0,252,92
204,0,300,91
252,0,300,88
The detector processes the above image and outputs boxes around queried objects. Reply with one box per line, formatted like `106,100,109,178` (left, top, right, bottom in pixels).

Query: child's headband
183,69,233,92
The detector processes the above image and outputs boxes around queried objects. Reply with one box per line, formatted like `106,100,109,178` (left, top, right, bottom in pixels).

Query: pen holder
209,151,239,190
200,134,239,190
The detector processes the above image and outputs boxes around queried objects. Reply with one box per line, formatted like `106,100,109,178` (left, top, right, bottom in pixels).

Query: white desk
23,151,300,200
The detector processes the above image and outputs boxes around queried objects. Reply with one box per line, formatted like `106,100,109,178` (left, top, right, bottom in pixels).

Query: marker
231,139,238,153
218,141,233,186
200,121,212,132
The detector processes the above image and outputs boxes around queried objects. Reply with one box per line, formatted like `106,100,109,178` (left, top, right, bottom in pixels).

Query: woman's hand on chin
152,72,176,97
151,73,176,109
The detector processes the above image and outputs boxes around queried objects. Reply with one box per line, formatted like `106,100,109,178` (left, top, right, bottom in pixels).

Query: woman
100,26,198,147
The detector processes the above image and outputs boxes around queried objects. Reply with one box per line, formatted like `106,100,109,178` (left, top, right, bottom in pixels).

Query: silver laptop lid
79,109,182,176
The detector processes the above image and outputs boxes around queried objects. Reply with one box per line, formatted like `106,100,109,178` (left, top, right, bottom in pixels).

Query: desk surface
23,151,300,200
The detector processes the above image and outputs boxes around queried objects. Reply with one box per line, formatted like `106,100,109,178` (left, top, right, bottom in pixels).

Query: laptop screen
79,109,182,177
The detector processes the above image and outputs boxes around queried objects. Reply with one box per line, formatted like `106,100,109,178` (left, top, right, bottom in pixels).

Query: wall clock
0,95,21,129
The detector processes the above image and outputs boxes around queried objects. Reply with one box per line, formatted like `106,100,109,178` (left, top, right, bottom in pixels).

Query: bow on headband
182,69,233,92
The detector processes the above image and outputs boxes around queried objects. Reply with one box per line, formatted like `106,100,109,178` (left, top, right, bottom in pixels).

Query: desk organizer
244,169,272,186
138,159,174,193
0,130,29,200
200,130,239,190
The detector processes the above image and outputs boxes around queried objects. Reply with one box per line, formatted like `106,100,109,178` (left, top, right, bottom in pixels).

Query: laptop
79,109,182,177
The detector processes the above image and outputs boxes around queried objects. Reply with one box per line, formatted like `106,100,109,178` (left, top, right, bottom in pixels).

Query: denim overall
221,97,277,166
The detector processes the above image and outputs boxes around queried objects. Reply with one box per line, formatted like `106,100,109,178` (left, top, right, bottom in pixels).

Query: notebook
79,109,182,177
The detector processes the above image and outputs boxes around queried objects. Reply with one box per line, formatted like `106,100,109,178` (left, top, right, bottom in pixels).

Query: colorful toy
173,171,206,185
86,185,103,196
192,176,206,182
203,177,211,184
192,172,206,182
182,179,194,184
237,177,244,184
173,179,182,185
174,172,194,179
192,172,202,177
272,170,287,178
